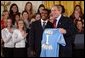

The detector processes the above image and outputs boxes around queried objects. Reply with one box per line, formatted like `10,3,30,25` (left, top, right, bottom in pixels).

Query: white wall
1,1,43,15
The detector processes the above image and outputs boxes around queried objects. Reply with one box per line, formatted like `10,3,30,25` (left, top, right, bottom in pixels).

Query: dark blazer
57,15,76,57
29,20,53,57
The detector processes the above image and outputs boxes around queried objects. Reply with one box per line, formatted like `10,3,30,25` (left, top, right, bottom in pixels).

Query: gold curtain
43,1,84,16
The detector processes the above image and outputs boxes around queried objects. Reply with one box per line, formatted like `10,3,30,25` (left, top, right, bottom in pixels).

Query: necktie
43,22,46,29
53,19,57,28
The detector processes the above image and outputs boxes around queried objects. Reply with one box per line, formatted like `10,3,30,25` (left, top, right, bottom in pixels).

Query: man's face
41,10,48,20
51,6,61,18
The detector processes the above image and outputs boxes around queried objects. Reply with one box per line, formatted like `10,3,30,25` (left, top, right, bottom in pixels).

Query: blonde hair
17,19,26,31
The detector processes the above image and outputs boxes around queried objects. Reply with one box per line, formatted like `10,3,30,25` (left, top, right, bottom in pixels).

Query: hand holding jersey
40,28,66,57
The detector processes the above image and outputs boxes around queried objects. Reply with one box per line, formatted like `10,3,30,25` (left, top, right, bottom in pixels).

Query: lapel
38,20,44,31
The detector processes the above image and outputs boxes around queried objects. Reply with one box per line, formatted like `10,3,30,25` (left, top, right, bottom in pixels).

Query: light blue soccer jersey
40,28,66,57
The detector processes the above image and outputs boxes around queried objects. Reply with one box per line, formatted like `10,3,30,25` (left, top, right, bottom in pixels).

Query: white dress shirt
12,29,26,48
56,14,61,26
1,28,14,48
41,19,48,27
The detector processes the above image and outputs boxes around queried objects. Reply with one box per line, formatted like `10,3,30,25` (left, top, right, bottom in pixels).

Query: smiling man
28,9,53,57
51,5,76,57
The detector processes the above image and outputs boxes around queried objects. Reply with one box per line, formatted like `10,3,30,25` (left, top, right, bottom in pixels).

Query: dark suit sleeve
29,22,35,51
65,18,76,35
63,17,76,43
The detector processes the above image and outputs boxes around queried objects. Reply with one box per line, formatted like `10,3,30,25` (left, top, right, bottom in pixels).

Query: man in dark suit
51,5,76,57
28,9,53,57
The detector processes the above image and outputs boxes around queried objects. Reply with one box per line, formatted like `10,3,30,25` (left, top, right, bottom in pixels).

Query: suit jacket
57,15,76,57
29,20,53,57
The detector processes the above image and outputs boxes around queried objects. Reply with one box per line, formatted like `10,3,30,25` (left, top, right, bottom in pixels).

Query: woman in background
1,19,14,57
12,20,28,57
70,5,84,24
35,13,41,21
1,10,9,57
31,13,41,23
37,4,45,14
22,11,31,29
9,3,20,25
75,20,84,34
59,5,66,16
24,2,33,20
1,10,9,29
13,13,20,28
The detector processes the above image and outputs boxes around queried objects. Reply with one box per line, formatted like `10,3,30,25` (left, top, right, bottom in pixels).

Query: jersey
40,28,66,57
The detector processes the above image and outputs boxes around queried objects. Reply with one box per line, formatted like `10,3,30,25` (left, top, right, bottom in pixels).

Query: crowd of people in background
1,2,84,57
